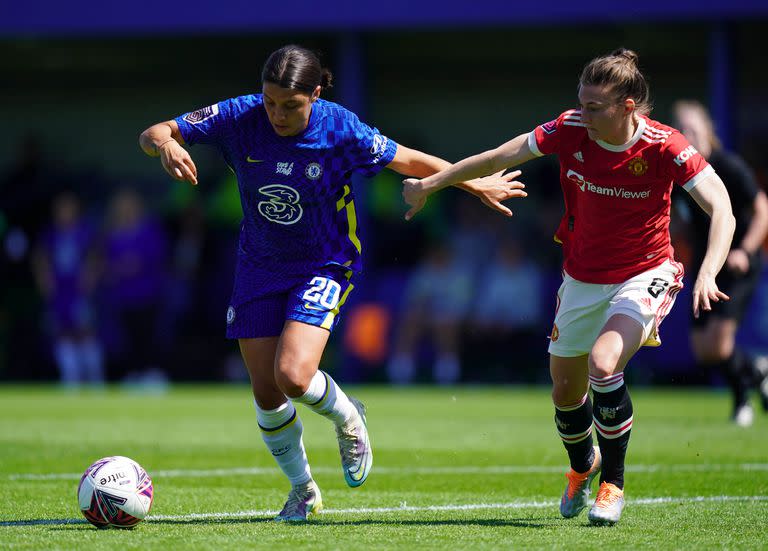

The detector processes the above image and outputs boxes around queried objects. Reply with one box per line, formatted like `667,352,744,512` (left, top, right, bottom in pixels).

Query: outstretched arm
688,172,736,317
387,143,528,220
728,190,768,273
401,133,535,219
139,120,198,185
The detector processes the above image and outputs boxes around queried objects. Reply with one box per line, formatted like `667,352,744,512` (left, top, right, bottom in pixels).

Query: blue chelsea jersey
175,95,398,298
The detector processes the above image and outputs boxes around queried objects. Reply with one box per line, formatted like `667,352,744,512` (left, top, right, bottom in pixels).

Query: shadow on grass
149,517,556,528
3,516,559,529
1,519,87,527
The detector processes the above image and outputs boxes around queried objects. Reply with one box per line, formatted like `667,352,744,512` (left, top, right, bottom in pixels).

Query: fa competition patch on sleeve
541,120,557,135
183,104,220,124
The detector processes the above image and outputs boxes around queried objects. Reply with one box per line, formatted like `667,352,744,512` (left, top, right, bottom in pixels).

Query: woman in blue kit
140,44,525,521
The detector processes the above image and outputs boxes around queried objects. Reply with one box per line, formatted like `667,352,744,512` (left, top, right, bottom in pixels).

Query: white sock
80,337,105,384
292,370,357,426
256,401,312,487
434,355,460,385
387,354,415,385
55,339,80,385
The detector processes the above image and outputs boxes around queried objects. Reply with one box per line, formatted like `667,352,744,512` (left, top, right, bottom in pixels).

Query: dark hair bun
320,68,333,90
611,48,639,66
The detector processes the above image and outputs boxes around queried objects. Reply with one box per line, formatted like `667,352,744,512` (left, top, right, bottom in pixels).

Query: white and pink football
77,456,154,528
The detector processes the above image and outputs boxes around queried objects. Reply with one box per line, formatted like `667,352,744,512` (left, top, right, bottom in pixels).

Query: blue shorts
225,267,355,339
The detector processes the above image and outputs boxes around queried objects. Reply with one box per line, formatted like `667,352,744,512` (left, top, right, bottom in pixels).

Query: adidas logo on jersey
573,151,584,162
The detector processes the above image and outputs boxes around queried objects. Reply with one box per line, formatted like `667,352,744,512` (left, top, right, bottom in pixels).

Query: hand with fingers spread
469,169,527,217
692,271,729,318
159,140,198,186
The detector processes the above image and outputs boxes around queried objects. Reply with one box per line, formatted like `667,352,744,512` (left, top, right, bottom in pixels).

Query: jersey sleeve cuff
174,116,193,145
527,131,543,157
682,165,715,192
381,138,398,167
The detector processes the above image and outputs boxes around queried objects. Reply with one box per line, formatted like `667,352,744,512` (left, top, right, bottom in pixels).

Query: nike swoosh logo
304,302,325,312
246,156,264,163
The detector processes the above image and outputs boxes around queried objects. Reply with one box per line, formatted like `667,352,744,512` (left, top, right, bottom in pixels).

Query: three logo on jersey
247,160,326,225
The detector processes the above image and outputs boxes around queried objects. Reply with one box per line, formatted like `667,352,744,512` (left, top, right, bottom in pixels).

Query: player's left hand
725,248,750,275
471,169,527,217
692,272,729,318
402,178,429,221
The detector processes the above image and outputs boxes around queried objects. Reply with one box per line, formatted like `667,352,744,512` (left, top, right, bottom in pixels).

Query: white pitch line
149,495,768,521
8,463,768,481
2,496,767,527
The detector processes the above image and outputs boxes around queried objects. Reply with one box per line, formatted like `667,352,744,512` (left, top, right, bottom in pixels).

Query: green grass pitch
1,385,767,549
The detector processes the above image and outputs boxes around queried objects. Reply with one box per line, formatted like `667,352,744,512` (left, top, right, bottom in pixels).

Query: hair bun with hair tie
612,48,638,66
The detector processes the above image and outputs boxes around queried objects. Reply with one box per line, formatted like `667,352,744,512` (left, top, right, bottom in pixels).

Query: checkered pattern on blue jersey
175,95,398,300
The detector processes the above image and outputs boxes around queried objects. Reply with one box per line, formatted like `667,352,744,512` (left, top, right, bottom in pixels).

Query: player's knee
274,357,314,397
693,342,732,364
551,387,575,408
714,340,735,361
551,382,586,408
588,348,621,379
251,380,284,410
694,349,721,364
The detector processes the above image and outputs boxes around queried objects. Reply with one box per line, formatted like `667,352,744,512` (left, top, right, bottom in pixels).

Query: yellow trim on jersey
345,201,361,253
336,185,362,254
320,312,336,330
320,281,355,330
333,282,354,315
335,195,347,211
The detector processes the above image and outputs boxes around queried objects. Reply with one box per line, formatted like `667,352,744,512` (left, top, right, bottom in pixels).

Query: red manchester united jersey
529,110,713,284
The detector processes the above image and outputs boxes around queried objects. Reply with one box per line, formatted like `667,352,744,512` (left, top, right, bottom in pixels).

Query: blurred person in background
139,44,523,521
402,48,735,526
466,237,544,381
387,243,473,385
157,199,211,378
33,192,103,386
100,187,169,385
0,136,52,377
673,100,768,426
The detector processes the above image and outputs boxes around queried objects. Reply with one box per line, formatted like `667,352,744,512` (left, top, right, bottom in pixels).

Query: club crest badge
550,323,559,342
628,156,649,176
305,162,323,180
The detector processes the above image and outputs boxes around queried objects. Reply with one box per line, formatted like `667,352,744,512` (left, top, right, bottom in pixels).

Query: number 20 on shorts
303,277,342,309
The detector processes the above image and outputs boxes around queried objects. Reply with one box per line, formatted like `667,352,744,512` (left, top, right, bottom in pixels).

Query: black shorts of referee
691,252,764,328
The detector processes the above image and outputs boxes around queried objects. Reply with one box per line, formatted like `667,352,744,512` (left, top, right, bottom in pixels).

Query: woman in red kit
402,48,735,526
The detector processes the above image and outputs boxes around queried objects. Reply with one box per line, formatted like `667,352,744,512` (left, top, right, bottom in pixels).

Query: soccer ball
77,456,154,528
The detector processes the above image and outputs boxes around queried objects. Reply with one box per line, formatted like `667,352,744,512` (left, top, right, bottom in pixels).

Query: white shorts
547,259,684,357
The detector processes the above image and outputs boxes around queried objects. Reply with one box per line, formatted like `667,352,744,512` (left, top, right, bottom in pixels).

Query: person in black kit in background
673,100,768,426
